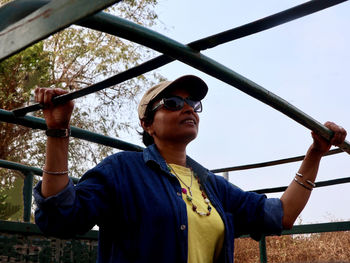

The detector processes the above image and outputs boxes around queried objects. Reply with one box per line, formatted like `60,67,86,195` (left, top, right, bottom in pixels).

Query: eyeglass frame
151,96,203,113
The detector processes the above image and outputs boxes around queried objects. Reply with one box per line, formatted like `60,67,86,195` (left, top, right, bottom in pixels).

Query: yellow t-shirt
169,164,225,263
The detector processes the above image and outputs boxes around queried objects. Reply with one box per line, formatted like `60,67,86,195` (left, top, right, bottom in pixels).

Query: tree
0,42,51,190
0,0,163,220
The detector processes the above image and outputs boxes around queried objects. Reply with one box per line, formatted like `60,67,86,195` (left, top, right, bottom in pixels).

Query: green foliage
0,175,23,220
0,0,164,218
0,42,51,183
0,42,51,110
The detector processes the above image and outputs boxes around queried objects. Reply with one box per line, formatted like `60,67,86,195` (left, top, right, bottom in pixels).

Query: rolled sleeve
263,198,283,235
34,179,76,208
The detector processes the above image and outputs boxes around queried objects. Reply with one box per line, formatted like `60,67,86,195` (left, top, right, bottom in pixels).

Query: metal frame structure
1,0,350,262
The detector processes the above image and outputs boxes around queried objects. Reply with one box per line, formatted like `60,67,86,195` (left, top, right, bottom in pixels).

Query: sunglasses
152,96,202,113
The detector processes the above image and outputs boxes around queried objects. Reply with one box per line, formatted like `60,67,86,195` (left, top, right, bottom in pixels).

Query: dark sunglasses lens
164,97,183,110
193,101,202,112
184,98,202,112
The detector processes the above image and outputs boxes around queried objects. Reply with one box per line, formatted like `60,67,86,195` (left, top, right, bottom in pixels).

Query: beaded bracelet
42,169,68,175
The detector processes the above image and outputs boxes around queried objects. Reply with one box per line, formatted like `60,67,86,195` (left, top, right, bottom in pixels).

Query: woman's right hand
34,87,74,129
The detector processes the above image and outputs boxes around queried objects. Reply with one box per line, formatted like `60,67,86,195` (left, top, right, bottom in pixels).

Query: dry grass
234,231,350,263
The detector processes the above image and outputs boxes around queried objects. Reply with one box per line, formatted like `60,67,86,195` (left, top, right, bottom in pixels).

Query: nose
182,101,195,113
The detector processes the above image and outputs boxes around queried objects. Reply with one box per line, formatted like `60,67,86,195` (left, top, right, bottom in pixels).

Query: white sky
132,0,350,224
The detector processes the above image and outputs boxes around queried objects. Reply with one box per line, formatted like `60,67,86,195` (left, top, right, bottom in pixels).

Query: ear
141,120,154,136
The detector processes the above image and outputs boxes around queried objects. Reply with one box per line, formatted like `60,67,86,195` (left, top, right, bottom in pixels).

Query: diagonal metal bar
12,0,349,116
0,0,49,32
24,11,350,154
10,2,350,154
188,0,348,51
0,0,120,61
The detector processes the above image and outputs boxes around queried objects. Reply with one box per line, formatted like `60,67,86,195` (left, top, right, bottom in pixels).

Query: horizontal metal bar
0,109,144,152
251,176,350,194
0,220,98,239
12,0,348,117
1,219,348,240
210,148,343,173
282,221,350,235
0,0,120,61
0,159,42,175
0,159,79,184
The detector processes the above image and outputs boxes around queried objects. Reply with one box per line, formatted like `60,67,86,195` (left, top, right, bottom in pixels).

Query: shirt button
180,225,186,230
177,192,181,196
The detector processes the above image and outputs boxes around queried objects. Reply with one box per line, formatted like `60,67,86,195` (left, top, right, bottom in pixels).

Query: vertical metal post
259,235,267,263
223,171,229,181
22,171,34,222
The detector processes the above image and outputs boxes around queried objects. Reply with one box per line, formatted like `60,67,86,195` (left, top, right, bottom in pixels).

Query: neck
155,140,187,167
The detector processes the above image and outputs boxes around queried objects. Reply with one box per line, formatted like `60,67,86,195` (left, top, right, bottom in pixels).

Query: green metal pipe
84,0,348,51
0,0,121,61
0,0,49,32
9,5,350,154
282,221,350,235
12,0,349,117
0,219,99,239
3,1,350,153
211,148,343,173
259,236,268,263
252,176,350,194
0,159,79,184
0,109,144,152
0,159,42,175
11,0,349,117
22,171,33,222
80,13,350,154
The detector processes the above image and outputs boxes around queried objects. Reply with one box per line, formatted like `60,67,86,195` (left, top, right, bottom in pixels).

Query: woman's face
144,88,200,146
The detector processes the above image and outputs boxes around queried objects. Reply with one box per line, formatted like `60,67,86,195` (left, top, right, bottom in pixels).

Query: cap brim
157,75,208,101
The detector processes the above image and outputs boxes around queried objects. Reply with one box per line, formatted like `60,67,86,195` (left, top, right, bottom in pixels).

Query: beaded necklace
168,164,212,216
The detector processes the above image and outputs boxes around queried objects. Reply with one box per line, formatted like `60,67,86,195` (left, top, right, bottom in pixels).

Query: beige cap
138,75,208,119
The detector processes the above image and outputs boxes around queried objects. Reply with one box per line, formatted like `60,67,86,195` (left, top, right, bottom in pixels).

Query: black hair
140,102,156,146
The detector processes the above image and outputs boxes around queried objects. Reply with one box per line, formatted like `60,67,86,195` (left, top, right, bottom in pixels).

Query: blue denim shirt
34,144,283,263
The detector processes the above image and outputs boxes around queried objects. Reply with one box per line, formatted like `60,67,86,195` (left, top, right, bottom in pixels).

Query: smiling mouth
182,119,196,125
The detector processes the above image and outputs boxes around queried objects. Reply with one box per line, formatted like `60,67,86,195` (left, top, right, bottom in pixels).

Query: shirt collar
143,144,169,173
143,144,209,181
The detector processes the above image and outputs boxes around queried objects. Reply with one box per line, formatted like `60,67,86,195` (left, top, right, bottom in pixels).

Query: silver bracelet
42,169,68,175
306,179,316,188
296,172,303,177
294,177,313,191
296,172,316,188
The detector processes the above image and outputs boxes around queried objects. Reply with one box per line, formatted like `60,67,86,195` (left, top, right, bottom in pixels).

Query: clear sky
129,0,350,224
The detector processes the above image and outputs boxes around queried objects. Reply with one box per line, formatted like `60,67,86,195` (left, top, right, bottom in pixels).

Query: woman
34,75,347,263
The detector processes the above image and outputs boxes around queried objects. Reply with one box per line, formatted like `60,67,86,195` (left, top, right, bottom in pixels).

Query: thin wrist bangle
42,169,68,175
296,172,316,187
294,177,313,191
296,172,303,177
306,179,316,188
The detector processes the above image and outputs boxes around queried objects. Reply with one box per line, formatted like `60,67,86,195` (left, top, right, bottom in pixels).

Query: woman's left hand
311,121,347,154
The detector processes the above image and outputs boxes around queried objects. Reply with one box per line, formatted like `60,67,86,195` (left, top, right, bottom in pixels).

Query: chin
182,132,198,144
